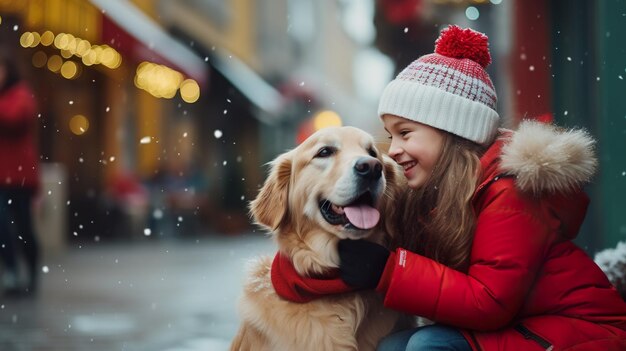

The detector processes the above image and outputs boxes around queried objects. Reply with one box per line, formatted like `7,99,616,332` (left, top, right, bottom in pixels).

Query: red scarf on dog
271,253,356,303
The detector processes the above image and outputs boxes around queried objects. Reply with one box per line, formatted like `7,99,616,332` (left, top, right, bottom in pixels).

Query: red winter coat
0,82,39,190
376,121,626,350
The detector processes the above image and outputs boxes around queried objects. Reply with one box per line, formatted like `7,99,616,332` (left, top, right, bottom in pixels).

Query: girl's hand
338,239,390,289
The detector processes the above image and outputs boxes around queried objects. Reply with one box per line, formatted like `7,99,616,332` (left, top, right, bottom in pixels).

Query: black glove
338,239,390,289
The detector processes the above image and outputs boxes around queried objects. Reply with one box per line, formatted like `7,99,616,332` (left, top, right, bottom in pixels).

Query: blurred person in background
0,49,41,297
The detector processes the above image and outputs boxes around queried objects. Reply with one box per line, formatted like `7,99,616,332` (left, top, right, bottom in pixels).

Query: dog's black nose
354,157,382,181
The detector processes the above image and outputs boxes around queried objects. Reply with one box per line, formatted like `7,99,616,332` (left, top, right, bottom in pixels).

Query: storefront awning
209,48,285,116
158,1,286,119
89,0,207,84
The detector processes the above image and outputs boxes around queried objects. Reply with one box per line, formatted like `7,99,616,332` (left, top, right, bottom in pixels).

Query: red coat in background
0,82,39,191
376,121,626,350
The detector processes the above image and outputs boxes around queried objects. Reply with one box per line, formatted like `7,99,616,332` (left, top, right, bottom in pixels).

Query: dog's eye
368,148,378,158
315,147,335,158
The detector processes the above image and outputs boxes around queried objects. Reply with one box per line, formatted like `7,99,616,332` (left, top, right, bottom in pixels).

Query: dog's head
250,126,402,243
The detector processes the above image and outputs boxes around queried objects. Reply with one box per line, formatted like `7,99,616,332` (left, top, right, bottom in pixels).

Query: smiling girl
336,25,626,351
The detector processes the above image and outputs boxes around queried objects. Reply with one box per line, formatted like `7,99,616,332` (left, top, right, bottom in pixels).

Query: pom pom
434,25,491,68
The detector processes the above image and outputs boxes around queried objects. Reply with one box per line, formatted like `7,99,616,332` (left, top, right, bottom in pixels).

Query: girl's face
383,114,445,189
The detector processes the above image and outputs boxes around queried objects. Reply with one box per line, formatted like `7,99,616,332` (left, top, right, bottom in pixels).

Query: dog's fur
230,126,410,351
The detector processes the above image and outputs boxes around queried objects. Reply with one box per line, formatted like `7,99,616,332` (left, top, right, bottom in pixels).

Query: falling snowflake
144,228,151,236
214,130,223,139
140,136,151,144
42,266,49,273
153,209,163,219
404,27,408,33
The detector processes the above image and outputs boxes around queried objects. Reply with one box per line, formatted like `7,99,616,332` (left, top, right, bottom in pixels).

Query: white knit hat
378,25,499,145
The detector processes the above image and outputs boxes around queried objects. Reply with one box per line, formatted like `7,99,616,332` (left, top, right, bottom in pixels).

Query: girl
274,26,626,350
339,25,626,351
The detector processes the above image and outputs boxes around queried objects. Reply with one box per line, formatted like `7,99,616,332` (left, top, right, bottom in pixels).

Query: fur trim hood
499,120,598,195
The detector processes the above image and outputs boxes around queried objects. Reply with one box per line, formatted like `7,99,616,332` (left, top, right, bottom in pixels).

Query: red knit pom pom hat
378,25,499,145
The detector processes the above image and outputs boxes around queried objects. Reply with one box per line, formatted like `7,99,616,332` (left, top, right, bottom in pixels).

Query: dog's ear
249,152,292,231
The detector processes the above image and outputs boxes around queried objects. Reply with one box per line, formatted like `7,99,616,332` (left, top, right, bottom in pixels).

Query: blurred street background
0,0,625,350
0,233,274,351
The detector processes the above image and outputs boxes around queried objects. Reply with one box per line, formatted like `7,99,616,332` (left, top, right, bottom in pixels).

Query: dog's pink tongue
343,205,380,229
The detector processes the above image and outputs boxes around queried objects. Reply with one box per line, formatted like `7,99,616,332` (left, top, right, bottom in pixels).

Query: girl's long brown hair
390,132,486,272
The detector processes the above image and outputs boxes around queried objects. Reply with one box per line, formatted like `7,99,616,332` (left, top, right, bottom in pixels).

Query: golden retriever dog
230,126,410,351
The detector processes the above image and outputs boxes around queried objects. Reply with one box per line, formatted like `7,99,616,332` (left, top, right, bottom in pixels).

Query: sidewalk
0,232,274,351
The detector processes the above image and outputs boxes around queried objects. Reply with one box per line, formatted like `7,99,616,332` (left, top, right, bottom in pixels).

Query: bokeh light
313,110,342,130
76,40,91,57
466,6,480,21
29,32,41,47
60,61,78,79
32,51,48,68
69,115,89,135
54,33,69,50
60,49,73,59
19,32,34,47
180,79,200,103
135,62,188,100
40,31,54,46
47,55,63,72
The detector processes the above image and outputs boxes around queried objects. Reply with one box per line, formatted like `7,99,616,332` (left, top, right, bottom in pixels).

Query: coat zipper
514,324,554,351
